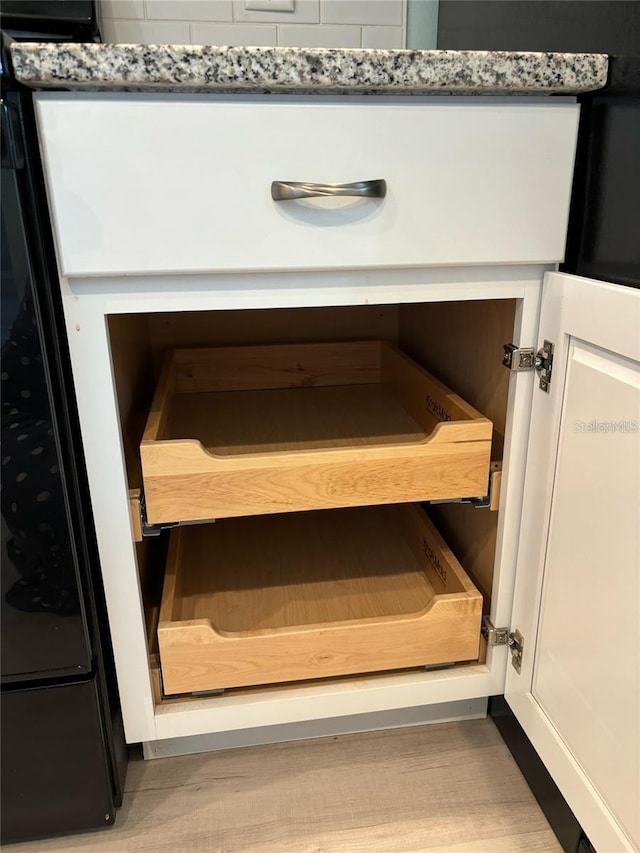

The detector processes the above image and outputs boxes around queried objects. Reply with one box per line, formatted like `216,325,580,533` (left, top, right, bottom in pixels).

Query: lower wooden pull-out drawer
141,341,492,524
157,504,483,696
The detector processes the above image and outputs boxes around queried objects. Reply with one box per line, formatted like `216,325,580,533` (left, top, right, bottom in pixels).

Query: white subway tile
102,18,191,43
361,24,403,48
191,21,277,44
145,0,233,22
233,0,319,24
278,23,360,46
321,0,402,26
100,0,145,18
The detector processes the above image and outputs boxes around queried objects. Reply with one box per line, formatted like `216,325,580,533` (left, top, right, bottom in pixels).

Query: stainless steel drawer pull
271,179,387,201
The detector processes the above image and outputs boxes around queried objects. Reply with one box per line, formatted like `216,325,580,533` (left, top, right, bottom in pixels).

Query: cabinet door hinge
502,340,554,392
482,617,524,674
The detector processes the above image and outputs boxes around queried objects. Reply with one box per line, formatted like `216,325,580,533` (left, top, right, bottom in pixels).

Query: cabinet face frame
58,264,546,745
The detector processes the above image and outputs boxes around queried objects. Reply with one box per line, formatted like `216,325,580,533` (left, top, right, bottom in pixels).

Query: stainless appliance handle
271,179,387,201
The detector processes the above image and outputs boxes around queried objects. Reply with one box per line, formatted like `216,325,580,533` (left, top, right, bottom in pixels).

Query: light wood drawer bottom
157,504,483,696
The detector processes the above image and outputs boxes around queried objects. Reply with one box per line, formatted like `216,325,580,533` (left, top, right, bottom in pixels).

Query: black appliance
1,1,100,42
1,2,127,843
436,1,640,55
563,57,640,289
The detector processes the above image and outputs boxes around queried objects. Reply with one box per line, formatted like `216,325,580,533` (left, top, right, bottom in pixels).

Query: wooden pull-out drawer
157,504,483,696
140,340,492,524
34,95,579,276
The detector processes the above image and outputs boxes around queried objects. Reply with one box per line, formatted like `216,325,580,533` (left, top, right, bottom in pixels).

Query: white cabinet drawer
35,94,579,277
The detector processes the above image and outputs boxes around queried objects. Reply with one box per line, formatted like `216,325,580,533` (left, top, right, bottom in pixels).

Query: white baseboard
142,697,487,760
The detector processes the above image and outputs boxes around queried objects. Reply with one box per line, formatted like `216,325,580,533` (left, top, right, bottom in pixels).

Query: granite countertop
10,43,608,95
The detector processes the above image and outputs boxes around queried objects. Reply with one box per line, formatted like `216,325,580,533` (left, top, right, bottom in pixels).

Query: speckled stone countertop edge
10,44,609,95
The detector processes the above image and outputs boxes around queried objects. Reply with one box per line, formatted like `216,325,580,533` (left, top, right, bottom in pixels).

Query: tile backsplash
99,0,407,48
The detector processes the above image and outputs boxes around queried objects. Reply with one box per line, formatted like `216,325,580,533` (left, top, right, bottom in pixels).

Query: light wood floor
13,719,561,853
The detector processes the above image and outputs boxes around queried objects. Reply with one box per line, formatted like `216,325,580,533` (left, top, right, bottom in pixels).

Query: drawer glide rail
427,460,502,511
128,488,215,541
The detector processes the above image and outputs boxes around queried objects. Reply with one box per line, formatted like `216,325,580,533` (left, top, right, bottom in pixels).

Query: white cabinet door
508,272,640,852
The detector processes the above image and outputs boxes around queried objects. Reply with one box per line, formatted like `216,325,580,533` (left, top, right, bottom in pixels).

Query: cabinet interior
107,299,515,702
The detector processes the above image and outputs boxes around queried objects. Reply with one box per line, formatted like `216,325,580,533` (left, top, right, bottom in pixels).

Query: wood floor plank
10,720,561,853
